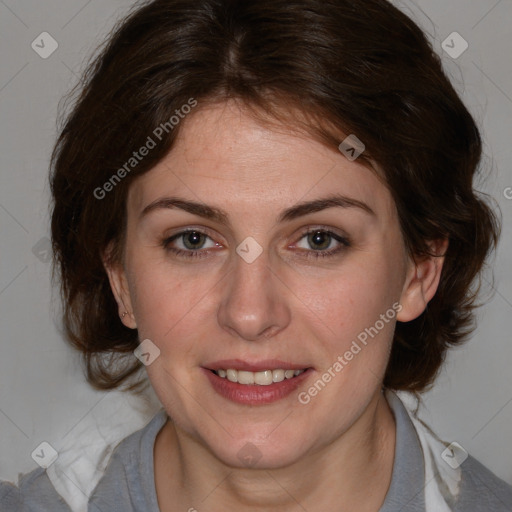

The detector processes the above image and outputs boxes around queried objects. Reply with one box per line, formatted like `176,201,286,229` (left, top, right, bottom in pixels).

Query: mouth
211,368,307,385
202,360,313,405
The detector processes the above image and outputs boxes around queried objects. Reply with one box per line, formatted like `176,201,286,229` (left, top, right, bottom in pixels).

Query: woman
2,0,511,510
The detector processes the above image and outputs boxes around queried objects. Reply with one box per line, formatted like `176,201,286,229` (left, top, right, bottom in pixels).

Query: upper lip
204,359,312,372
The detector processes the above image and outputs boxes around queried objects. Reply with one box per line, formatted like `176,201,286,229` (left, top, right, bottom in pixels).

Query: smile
213,368,306,385
203,361,313,405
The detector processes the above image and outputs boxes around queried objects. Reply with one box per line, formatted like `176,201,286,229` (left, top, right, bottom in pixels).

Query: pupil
309,231,330,250
184,231,204,250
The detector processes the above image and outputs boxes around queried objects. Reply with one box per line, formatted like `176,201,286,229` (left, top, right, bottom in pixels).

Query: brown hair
50,0,500,392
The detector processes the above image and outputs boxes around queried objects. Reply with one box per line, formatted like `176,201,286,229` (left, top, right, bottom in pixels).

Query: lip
204,359,311,372
202,366,314,405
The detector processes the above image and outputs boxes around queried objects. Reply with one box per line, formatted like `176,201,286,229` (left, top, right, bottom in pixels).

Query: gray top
2,393,511,511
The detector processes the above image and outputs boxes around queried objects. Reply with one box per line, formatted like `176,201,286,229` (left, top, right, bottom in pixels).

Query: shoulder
1,409,167,512
0,479,21,510
87,408,167,511
388,391,512,512
1,468,72,511
455,455,512,511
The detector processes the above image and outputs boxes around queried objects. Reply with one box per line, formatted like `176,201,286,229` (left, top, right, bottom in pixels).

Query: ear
397,238,449,322
102,245,137,329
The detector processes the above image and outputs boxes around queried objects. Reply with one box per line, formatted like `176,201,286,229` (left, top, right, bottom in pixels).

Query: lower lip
203,368,313,405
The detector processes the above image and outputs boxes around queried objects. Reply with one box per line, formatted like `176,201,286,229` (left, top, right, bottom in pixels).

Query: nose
217,248,291,342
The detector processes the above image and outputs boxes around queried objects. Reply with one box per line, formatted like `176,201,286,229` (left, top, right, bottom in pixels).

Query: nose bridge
217,245,289,341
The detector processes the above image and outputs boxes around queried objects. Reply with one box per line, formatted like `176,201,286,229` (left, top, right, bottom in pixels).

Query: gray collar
379,391,426,511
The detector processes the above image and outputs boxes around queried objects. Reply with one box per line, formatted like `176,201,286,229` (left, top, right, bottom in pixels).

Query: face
107,100,443,469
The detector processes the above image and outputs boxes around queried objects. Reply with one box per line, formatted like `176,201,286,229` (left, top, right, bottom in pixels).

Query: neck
154,391,396,512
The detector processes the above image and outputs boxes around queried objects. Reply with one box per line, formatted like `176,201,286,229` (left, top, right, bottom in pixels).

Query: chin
205,428,311,470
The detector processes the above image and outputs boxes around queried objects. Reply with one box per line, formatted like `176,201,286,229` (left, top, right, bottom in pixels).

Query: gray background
1,0,511,486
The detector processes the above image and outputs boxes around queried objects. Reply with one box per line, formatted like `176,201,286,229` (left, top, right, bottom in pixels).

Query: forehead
127,101,395,220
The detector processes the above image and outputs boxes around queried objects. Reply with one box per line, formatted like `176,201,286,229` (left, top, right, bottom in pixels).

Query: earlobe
396,238,449,323
102,251,137,329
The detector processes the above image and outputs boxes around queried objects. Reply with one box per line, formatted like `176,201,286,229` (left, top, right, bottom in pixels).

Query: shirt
1,391,511,511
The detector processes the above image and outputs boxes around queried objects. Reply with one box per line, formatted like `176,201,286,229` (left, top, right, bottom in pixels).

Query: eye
162,229,220,259
162,227,350,261
294,228,350,259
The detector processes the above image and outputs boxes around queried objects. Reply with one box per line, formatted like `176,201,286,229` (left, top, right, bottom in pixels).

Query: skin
105,100,447,511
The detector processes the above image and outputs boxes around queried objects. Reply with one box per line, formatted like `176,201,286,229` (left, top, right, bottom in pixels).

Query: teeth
215,368,306,385
255,370,273,385
284,369,294,379
272,369,285,383
237,371,254,385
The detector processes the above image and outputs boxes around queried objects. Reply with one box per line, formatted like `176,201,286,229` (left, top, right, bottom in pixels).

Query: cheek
288,253,402,387
295,259,400,334
128,256,222,353
133,273,192,337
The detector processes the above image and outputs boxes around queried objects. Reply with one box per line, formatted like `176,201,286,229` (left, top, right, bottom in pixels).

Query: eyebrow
140,194,375,224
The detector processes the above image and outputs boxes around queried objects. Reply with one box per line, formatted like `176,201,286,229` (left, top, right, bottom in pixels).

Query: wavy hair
50,0,500,392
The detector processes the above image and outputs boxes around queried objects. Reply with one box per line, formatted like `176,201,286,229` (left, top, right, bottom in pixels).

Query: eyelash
162,227,351,261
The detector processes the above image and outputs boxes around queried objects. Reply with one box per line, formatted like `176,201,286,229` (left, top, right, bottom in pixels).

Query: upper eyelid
291,230,351,251
164,225,219,240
